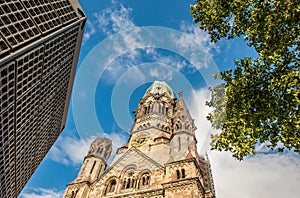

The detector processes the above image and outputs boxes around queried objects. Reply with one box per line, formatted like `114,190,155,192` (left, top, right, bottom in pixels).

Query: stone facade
64,81,216,198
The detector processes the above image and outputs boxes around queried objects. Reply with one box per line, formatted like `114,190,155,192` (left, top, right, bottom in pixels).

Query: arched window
105,179,117,194
123,177,136,189
121,166,137,190
150,103,153,113
140,173,150,186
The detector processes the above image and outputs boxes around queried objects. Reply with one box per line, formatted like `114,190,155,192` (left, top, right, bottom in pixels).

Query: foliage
191,0,299,160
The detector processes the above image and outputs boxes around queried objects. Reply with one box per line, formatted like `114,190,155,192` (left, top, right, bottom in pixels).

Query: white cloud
149,66,173,81
19,187,64,198
94,4,135,36
210,151,300,198
83,20,96,42
176,22,220,69
83,2,219,84
188,88,300,198
149,52,189,71
123,66,146,84
89,1,149,84
149,68,160,78
188,88,216,154
48,131,127,166
94,2,145,58
48,135,95,166
82,0,135,43
179,22,220,56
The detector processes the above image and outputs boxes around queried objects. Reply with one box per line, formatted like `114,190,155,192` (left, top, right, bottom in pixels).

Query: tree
190,0,299,160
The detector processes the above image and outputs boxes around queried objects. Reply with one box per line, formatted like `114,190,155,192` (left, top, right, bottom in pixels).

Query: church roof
143,81,175,99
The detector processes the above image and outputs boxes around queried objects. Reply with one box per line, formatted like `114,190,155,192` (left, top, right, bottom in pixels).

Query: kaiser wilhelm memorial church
63,81,216,198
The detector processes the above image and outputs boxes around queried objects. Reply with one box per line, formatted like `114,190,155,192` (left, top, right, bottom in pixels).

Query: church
63,81,216,198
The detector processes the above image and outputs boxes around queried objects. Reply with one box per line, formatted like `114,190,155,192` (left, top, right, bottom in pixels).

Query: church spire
169,91,198,161
173,91,196,134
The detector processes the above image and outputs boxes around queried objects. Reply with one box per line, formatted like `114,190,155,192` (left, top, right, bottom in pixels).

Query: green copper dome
143,81,175,99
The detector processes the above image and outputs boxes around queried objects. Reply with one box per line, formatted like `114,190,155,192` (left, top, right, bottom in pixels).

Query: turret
76,138,112,182
63,138,112,198
170,91,198,161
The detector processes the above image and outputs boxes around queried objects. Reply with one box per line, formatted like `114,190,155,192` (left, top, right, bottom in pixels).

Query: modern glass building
0,0,86,197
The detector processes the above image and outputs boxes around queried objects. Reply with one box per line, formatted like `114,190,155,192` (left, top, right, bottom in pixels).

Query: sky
19,0,300,198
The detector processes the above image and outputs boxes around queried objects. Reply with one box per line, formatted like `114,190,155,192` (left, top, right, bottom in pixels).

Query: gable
109,147,163,172
91,147,164,186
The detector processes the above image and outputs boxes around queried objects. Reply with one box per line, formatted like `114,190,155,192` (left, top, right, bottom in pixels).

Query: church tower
63,81,216,198
63,138,112,198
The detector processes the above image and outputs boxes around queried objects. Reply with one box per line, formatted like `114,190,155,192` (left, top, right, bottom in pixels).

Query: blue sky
19,0,300,198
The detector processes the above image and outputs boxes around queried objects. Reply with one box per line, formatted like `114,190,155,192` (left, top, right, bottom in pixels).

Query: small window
126,178,131,189
71,190,78,198
97,147,103,154
105,179,117,194
176,169,181,179
141,174,150,186
176,169,186,179
123,177,136,189
89,161,96,174
181,169,185,178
